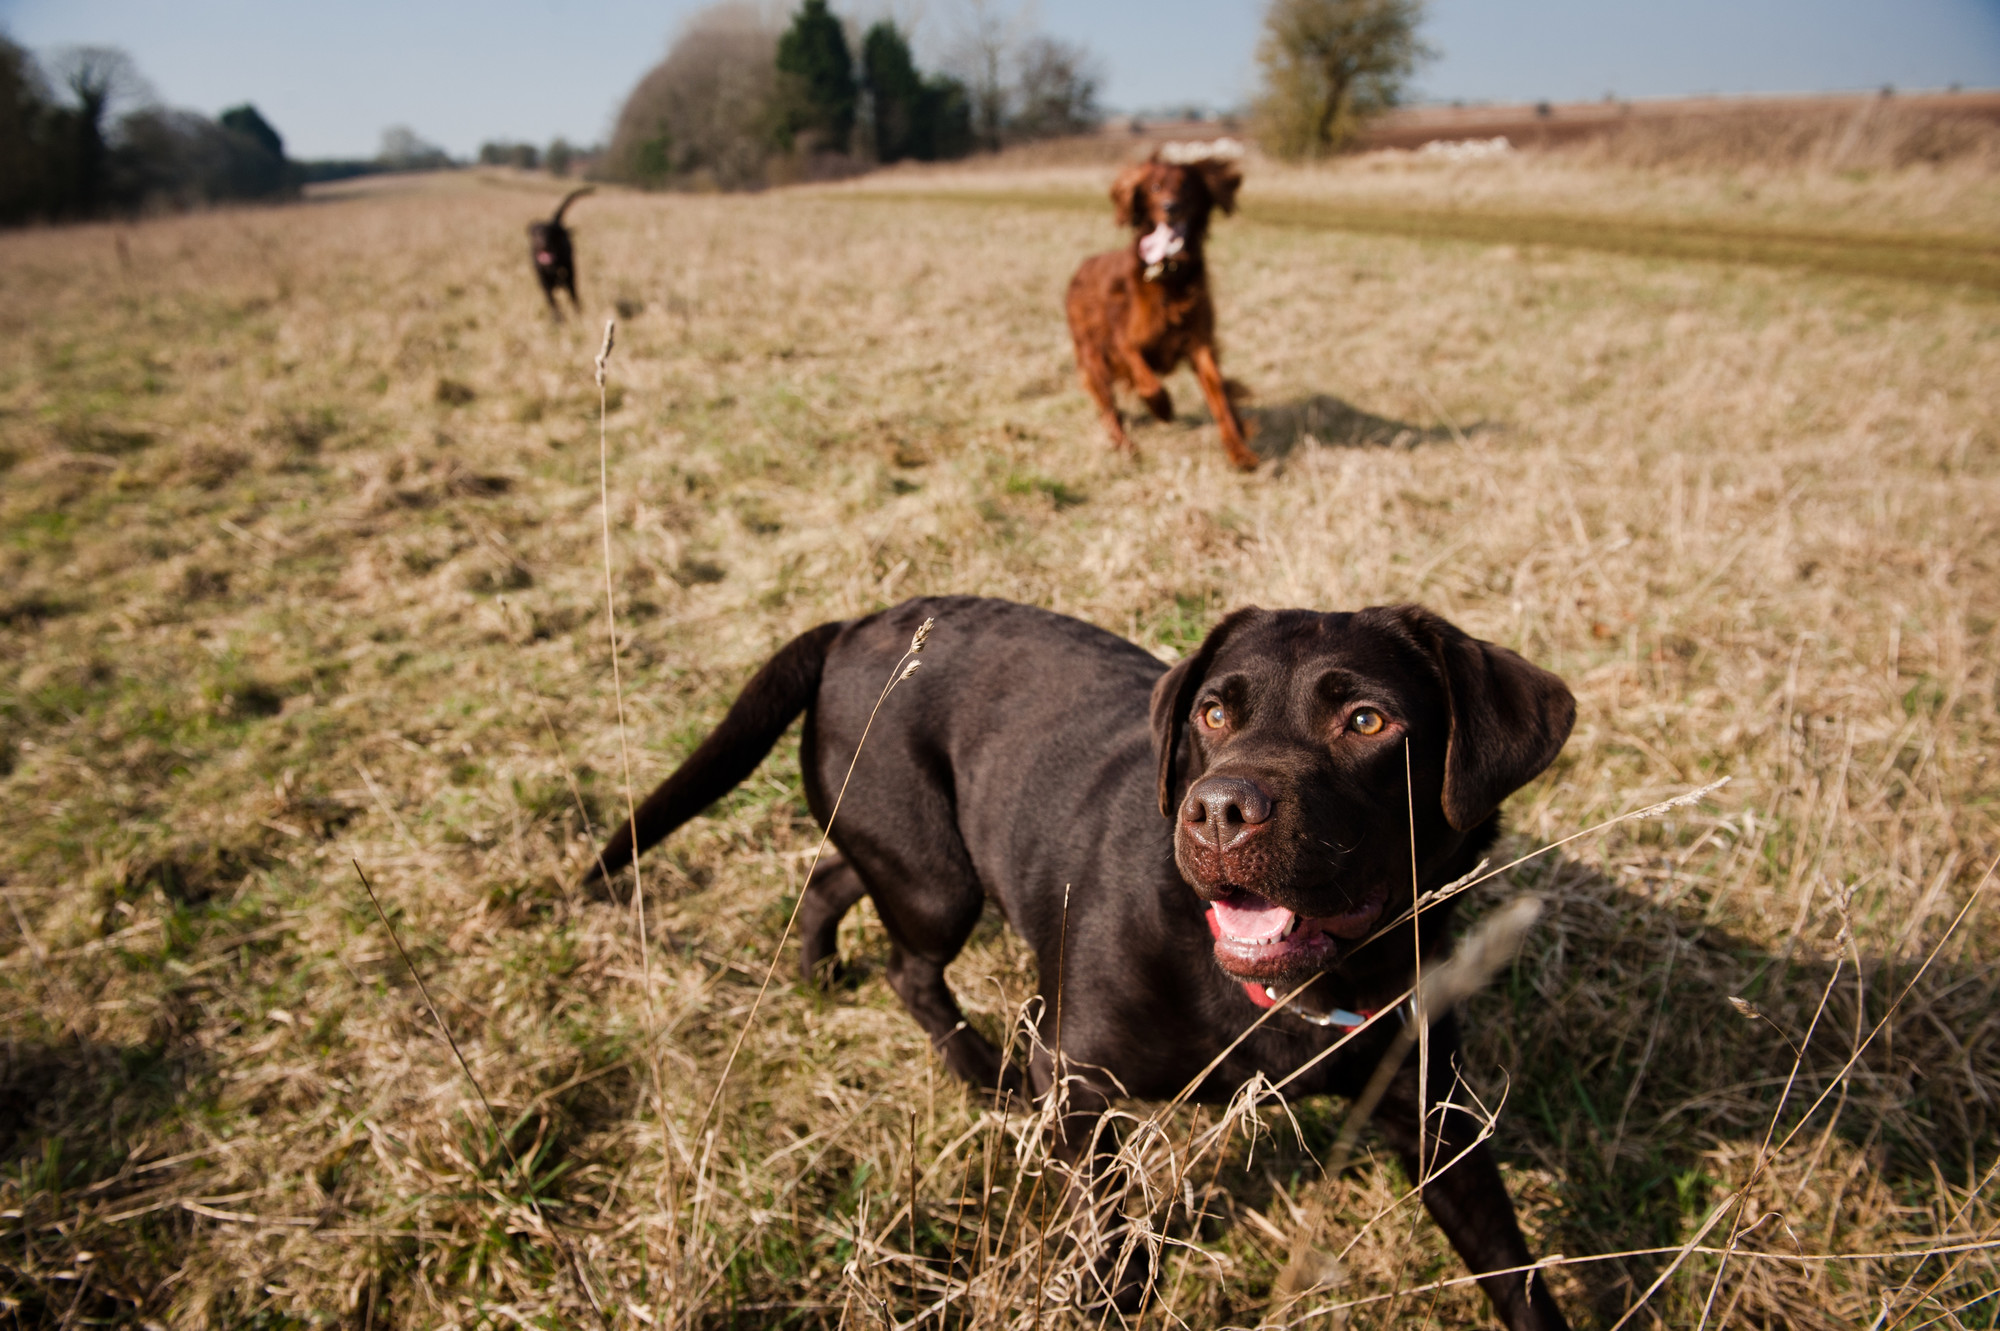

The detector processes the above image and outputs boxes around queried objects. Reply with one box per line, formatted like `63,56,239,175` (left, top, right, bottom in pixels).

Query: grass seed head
594,317,616,387
1420,895,1545,1014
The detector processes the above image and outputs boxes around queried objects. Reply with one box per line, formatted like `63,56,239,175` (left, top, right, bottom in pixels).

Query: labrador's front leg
1371,1016,1570,1331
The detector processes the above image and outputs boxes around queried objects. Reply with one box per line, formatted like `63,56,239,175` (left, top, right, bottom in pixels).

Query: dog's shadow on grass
1242,394,1467,461
0,1034,208,1320
0,1034,203,1176
1131,389,1474,461
1453,852,1989,1323
1177,847,1993,1324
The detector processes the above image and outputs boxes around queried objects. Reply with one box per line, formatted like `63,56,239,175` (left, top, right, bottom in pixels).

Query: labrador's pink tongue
1211,895,1294,941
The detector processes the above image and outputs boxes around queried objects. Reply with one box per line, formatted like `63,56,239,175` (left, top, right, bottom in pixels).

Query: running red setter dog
1065,148,1255,469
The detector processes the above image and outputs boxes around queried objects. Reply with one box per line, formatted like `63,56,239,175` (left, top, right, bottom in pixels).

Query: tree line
0,40,295,225
601,0,1434,191
475,138,590,178
605,0,1103,190
2,0,1431,223
0,37,564,226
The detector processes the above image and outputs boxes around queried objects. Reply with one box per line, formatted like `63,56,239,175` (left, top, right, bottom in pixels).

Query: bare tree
46,46,153,212
1010,34,1102,140
47,45,153,121
1253,0,1431,160
939,1,1106,149
945,0,1030,151
607,2,783,189
378,126,450,169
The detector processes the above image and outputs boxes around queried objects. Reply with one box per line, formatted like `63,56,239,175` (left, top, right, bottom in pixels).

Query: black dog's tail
550,186,595,226
582,621,843,895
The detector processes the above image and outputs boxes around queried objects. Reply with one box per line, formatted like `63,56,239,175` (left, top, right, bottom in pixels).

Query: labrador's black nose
1182,776,1272,851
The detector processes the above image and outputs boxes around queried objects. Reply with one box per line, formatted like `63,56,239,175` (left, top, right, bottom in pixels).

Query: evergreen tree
1010,35,1101,140
857,20,974,163
775,0,856,152
0,39,57,224
860,20,921,162
913,76,974,161
219,104,283,159
218,103,289,195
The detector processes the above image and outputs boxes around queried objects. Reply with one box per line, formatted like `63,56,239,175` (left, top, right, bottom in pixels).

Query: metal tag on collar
1263,986,1370,1028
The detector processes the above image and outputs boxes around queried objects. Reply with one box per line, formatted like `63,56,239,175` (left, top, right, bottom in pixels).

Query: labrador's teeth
1281,916,1299,939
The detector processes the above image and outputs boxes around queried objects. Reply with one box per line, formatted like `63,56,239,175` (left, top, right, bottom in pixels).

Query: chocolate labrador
586,596,1573,1329
529,186,592,318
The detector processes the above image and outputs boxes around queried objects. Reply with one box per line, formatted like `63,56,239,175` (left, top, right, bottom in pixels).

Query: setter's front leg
1191,343,1256,469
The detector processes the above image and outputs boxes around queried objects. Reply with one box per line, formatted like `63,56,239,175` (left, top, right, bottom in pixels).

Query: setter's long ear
1110,164,1150,227
1150,609,1259,817
1380,605,1576,831
1195,159,1242,215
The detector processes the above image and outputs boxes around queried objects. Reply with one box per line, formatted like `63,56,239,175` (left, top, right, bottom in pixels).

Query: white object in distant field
1157,137,1247,164
1417,136,1514,162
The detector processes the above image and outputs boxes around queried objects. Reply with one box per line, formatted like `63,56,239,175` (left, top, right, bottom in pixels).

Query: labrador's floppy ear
1195,158,1242,216
1150,608,1259,817
1110,164,1150,228
1381,605,1576,831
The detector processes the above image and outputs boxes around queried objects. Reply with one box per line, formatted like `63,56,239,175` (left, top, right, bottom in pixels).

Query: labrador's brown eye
1201,704,1227,730
1350,708,1385,736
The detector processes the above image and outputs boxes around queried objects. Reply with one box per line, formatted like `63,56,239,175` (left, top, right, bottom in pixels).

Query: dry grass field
1,144,1997,1328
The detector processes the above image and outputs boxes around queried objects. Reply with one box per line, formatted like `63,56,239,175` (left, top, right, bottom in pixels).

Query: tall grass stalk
694,619,930,1140
351,859,612,1325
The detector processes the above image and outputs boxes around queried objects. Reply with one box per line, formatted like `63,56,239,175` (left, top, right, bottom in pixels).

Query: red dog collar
1205,906,1375,1027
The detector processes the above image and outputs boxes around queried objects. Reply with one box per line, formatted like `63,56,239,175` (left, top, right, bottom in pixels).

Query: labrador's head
1151,606,1574,987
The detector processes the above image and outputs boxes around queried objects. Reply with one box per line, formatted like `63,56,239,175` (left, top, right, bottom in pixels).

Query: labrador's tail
582,620,843,896
550,185,595,226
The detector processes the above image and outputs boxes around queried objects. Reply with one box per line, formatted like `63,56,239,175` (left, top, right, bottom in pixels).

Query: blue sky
2,0,1995,160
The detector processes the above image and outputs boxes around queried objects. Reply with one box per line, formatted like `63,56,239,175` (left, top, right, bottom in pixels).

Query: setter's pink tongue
1211,894,1295,941
1138,223,1184,266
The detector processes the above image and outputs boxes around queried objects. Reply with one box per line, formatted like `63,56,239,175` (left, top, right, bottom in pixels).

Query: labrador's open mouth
1206,888,1383,980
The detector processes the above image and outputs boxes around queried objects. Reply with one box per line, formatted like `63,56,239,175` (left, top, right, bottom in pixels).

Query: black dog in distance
529,187,592,318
